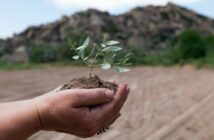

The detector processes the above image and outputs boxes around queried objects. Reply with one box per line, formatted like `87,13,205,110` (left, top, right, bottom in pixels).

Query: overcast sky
0,0,213,39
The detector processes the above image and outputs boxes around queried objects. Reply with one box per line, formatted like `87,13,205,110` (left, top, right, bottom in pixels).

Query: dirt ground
1,66,214,140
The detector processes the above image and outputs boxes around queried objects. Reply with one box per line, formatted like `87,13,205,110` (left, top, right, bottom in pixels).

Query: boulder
10,45,29,64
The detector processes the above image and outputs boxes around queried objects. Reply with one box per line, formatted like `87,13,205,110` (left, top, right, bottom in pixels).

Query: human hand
34,84,129,138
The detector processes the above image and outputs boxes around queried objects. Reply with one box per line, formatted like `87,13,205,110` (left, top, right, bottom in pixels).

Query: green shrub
29,43,59,63
201,34,214,66
174,30,206,61
205,35,214,55
29,41,79,63
141,55,161,65
29,45,45,63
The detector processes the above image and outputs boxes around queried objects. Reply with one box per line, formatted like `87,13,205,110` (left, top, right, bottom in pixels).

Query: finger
61,88,114,107
91,84,129,122
112,84,130,112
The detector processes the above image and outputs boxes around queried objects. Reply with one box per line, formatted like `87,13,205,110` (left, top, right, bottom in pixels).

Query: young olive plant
68,37,133,77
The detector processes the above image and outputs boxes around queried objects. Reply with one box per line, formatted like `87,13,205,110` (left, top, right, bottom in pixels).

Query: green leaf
72,55,79,60
124,53,133,59
104,52,116,64
68,38,75,48
101,43,106,48
83,37,90,47
119,53,133,63
114,66,130,72
76,45,86,50
84,46,96,60
102,46,122,52
123,58,130,63
101,63,111,70
124,63,132,65
106,40,120,46
79,49,85,59
76,37,90,50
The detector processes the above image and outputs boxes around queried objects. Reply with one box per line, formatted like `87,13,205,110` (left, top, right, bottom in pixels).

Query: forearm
0,99,41,140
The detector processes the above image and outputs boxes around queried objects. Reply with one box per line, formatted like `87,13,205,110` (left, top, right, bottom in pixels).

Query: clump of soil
60,75,118,93
60,75,118,134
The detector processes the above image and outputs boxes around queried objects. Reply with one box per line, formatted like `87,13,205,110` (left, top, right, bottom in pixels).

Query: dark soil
60,75,118,93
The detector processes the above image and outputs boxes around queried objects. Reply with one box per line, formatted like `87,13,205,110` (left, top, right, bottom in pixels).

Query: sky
0,0,213,39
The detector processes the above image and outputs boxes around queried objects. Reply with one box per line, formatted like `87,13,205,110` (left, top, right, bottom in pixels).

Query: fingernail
105,90,114,100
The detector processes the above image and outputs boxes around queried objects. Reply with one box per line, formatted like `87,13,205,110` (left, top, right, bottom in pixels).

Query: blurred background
1,0,214,140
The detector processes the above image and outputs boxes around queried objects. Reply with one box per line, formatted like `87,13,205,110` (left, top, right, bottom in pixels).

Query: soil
60,75,118,93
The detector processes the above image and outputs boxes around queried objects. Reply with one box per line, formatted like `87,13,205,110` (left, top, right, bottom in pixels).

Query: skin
0,84,129,140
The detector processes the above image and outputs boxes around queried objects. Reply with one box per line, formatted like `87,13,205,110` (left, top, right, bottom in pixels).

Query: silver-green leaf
79,49,85,59
72,55,79,60
106,40,120,46
76,45,86,50
102,46,122,52
83,37,90,47
114,66,130,72
101,63,111,70
101,43,106,48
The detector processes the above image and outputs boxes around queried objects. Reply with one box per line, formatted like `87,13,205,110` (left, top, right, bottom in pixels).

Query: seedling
68,37,132,77
62,37,132,134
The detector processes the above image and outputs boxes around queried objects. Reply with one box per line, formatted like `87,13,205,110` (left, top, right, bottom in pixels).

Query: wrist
30,98,44,131
20,99,42,136
32,95,54,131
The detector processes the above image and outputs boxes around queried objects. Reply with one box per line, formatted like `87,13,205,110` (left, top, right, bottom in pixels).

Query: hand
34,84,129,138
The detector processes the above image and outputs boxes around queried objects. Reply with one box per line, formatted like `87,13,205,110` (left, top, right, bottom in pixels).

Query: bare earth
1,66,214,140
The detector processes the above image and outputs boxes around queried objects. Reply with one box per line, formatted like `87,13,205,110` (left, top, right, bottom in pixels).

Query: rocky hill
1,3,214,63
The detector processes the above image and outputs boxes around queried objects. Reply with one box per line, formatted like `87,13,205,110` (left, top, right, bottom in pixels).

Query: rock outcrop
1,3,214,63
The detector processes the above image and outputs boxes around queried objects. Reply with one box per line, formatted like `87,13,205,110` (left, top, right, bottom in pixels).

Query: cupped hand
34,84,129,138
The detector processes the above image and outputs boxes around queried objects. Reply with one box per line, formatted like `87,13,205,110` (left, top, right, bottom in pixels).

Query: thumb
69,88,114,107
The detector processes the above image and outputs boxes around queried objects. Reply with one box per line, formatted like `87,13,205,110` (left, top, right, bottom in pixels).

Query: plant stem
88,54,99,77
89,67,92,77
